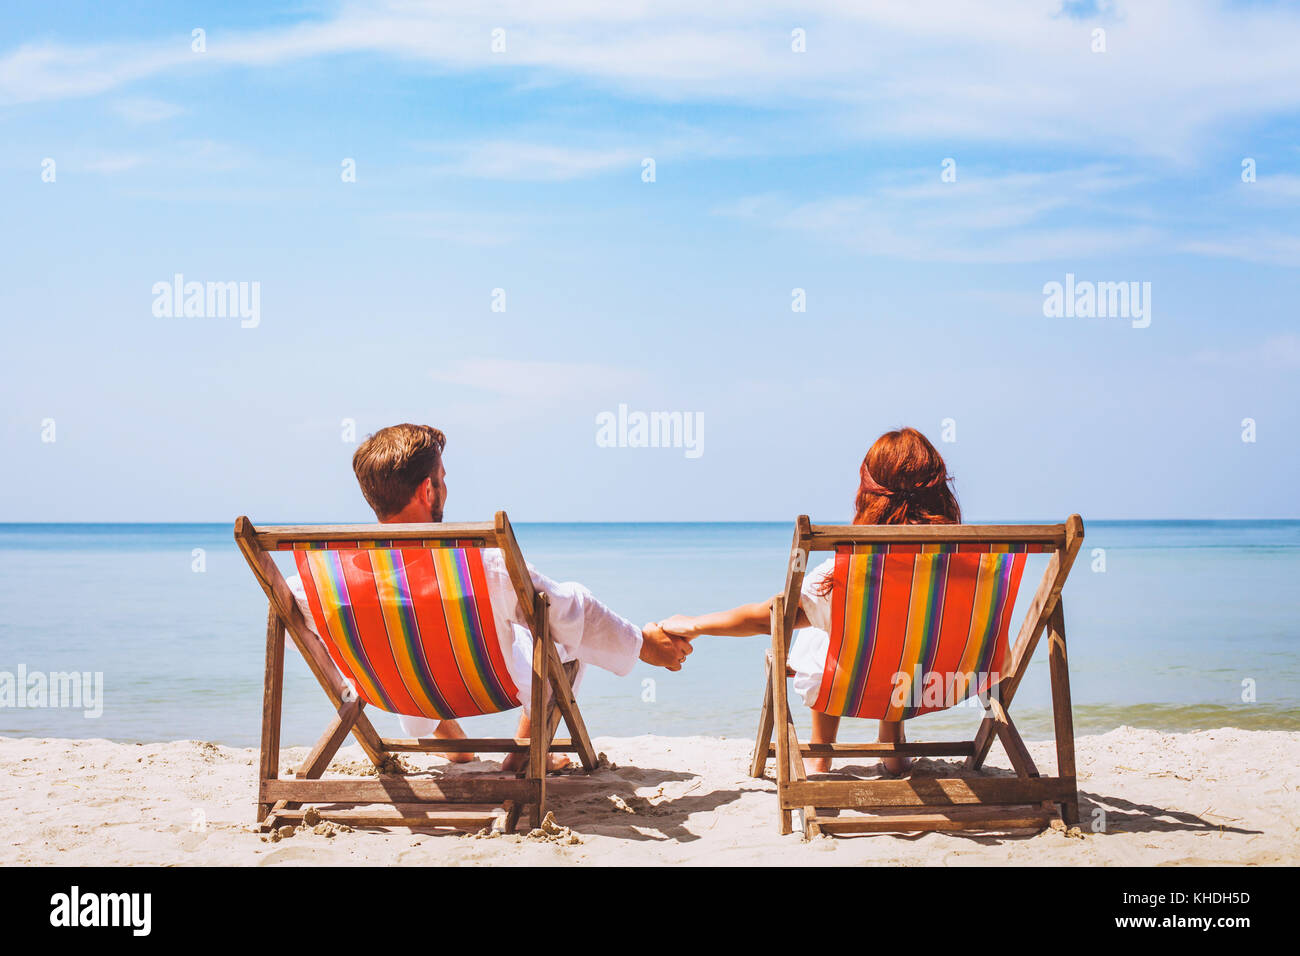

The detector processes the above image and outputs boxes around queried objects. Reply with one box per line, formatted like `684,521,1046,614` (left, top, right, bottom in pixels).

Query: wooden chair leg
989,698,1039,779
771,598,793,835
777,640,817,839
258,699,364,831
786,721,819,840
545,647,597,770
1048,600,1079,825
528,594,550,830
542,664,566,743
295,699,362,780
541,667,569,769
751,655,775,778
257,607,285,823
503,800,522,834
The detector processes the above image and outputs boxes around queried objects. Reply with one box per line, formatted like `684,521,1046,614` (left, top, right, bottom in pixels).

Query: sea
1,521,1296,747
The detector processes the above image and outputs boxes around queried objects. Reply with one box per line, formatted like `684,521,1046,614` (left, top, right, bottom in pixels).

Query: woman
659,427,961,774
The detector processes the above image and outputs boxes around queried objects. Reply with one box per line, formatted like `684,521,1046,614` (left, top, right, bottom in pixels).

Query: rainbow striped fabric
292,544,520,720
812,542,1046,721
277,539,473,551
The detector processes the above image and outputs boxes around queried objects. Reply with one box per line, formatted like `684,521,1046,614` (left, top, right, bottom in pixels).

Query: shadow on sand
761,756,1263,843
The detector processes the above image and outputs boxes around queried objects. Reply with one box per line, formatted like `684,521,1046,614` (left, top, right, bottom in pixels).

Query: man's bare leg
434,719,476,763
501,713,571,773
809,710,841,773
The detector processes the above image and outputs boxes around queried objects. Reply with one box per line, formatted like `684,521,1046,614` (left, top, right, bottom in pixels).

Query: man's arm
528,566,692,673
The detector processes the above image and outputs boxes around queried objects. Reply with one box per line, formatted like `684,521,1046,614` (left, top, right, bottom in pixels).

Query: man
288,423,691,771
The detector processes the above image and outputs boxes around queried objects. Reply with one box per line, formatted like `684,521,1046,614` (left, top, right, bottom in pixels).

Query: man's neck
380,505,433,524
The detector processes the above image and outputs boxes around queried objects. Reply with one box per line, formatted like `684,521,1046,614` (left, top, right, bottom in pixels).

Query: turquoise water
0,521,1297,747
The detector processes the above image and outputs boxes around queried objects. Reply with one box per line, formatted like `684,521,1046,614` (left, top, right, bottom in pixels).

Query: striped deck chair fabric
286,539,521,720
814,542,1050,722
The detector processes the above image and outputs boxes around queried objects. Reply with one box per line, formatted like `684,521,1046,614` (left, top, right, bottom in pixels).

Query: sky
1,0,1298,522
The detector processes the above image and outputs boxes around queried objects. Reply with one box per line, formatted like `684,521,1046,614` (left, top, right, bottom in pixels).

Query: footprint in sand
256,845,326,866
176,830,210,852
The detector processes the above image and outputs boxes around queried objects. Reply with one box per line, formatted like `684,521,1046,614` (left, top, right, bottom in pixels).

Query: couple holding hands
291,423,960,776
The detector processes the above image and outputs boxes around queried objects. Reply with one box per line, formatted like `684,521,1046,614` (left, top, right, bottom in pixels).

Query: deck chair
752,515,1084,839
234,511,597,834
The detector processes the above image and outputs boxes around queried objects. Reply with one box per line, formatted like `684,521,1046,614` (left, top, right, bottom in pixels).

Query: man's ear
417,476,434,505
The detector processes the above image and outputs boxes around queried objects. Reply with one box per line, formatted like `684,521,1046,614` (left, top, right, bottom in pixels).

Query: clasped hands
638,615,700,672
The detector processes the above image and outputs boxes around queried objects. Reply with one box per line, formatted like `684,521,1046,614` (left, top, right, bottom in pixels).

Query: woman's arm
660,596,810,639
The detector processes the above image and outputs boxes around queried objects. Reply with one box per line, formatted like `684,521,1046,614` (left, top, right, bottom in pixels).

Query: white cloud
82,151,149,174
1191,334,1300,370
430,358,646,400
710,192,784,219
75,138,245,176
379,210,523,246
414,127,748,181
1243,174,1300,204
3,2,1300,160
109,96,183,123
1179,233,1300,267
421,140,643,181
719,165,1165,263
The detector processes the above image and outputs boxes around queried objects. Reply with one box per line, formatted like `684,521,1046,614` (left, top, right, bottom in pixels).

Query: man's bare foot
433,719,476,763
502,712,571,773
501,752,571,774
808,757,832,773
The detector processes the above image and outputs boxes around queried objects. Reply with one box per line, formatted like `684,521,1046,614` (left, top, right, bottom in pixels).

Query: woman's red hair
853,427,960,526
816,428,959,595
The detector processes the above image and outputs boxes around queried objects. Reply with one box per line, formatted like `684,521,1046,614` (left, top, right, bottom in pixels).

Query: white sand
1,728,1295,866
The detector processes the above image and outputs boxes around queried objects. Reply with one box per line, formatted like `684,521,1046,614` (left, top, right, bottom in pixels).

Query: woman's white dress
787,557,837,708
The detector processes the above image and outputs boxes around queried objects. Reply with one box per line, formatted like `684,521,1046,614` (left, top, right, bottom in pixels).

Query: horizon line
2,517,1299,527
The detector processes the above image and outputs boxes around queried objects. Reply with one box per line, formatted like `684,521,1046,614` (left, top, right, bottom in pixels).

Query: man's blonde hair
351,424,446,519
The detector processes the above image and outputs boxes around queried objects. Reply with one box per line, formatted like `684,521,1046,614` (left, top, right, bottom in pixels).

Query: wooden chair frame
752,515,1084,839
234,511,598,834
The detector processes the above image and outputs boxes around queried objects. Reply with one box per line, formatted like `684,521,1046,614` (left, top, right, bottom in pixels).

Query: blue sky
2,1,1298,522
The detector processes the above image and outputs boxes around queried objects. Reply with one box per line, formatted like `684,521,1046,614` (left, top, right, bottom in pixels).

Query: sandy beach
1,727,1294,866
